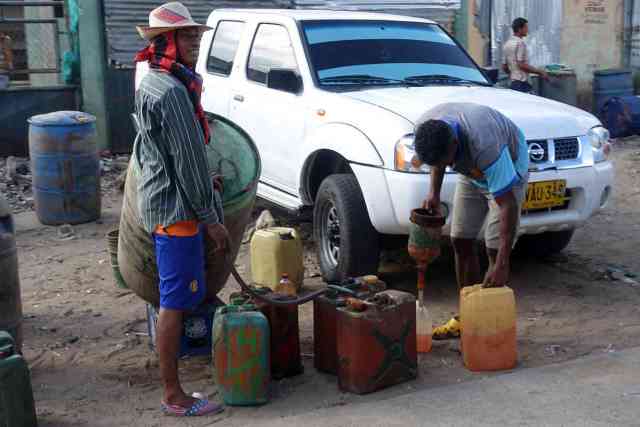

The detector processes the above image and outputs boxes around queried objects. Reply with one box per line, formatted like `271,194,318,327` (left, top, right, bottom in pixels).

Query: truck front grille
554,138,580,161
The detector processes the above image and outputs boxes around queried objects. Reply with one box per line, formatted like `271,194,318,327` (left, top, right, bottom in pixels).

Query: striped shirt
133,70,222,234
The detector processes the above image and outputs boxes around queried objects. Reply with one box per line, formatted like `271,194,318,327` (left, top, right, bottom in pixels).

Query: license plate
523,180,567,211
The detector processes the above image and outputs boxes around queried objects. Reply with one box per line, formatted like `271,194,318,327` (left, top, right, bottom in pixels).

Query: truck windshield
301,20,489,87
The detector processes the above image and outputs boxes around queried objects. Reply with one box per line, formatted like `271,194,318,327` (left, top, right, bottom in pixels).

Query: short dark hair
512,17,528,34
414,120,456,166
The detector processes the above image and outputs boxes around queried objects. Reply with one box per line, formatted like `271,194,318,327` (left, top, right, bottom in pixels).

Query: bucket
117,115,261,305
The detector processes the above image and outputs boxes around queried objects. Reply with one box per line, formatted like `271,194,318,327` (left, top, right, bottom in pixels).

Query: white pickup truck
138,9,614,281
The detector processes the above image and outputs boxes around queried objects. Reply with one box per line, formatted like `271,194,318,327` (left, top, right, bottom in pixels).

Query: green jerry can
213,303,270,406
0,331,38,427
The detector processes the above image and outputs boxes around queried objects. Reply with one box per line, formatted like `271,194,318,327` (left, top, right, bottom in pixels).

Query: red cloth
135,31,210,144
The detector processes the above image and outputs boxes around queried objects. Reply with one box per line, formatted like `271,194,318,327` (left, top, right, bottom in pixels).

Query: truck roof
208,8,436,25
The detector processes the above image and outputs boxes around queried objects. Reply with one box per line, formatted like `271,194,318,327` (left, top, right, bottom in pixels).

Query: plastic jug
460,285,517,372
416,302,432,353
250,227,304,291
336,290,417,394
275,273,297,296
213,304,270,406
0,331,37,427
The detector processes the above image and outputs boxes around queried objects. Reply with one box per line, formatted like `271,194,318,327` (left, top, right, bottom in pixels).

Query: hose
230,265,328,306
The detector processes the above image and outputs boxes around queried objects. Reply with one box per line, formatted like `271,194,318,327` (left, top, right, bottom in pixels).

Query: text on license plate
523,180,567,211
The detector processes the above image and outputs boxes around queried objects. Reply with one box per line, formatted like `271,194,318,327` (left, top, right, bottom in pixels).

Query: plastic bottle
416,301,432,353
276,273,296,296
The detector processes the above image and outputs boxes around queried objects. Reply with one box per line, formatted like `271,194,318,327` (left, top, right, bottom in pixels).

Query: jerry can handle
220,303,257,315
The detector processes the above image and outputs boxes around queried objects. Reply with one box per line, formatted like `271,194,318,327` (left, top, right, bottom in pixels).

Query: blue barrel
28,111,101,225
600,96,640,138
593,69,633,116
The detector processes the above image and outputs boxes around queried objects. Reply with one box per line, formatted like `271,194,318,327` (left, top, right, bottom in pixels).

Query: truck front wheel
313,174,380,282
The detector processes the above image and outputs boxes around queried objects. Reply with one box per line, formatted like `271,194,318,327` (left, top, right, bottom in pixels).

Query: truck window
207,20,245,76
301,20,487,86
247,24,299,84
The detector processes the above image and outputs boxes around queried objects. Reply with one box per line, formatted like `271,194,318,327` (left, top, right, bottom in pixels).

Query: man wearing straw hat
133,2,227,417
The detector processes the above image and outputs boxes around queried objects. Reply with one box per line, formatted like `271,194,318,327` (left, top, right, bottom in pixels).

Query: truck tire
515,229,575,257
313,174,380,282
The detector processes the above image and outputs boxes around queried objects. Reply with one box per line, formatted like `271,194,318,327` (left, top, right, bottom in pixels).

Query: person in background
413,102,529,340
0,32,14,89
502,17,549,93
133,2,226,417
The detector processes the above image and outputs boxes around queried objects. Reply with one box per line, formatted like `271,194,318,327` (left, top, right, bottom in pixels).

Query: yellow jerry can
460,285,517,372
250,227,304,291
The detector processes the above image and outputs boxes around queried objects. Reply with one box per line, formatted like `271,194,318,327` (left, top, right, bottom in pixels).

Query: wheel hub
322,204,341,266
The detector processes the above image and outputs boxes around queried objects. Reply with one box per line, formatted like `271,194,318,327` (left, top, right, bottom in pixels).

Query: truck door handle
233,94,245,102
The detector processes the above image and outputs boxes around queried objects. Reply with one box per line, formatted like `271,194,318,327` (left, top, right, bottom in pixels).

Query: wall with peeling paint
560,0,625,109
467,0,488,65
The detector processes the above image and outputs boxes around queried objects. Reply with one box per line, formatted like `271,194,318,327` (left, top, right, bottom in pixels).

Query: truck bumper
351,161,614,236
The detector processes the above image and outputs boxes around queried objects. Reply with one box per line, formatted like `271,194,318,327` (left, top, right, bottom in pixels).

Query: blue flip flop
161,399,224,417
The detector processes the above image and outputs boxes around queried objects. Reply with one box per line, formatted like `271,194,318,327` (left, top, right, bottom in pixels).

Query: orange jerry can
336,290,417,394
460,285,517,372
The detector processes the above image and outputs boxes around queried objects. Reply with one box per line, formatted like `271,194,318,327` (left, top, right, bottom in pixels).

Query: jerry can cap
279,231,295,240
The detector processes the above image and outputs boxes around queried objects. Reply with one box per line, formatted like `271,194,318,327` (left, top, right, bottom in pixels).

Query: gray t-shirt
416,103,528,185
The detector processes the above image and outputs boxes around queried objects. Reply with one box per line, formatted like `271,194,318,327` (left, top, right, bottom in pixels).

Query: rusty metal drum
28,111,101,225
0,194,22,352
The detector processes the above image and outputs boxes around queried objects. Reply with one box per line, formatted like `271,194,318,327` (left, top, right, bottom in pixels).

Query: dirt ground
10,140,640,426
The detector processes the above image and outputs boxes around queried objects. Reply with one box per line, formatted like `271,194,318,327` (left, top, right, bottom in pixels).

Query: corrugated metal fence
104,0,289,67
490,0,563,69
104,0,460,67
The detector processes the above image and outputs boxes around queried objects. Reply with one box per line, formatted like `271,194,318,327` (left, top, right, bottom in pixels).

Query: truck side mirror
267,68,302,94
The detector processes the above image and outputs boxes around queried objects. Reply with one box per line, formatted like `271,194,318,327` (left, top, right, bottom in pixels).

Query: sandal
432,315,461,340
161,399,224,417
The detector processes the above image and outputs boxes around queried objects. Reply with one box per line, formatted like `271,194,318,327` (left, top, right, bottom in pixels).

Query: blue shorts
153,227,206,311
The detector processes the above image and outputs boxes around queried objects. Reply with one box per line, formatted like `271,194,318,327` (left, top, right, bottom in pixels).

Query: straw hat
136,2,211,40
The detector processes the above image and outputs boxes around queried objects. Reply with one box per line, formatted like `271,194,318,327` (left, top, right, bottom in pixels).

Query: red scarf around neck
135,31,210,144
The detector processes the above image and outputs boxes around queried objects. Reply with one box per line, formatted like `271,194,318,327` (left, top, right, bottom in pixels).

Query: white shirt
502,36,528,82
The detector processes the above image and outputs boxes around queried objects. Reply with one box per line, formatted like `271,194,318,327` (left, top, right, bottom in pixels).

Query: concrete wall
467,0,488,65
560,0,625,110
78,0,110,151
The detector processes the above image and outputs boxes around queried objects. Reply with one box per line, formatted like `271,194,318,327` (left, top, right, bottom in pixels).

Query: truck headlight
589,126,611,163
394,135,429,173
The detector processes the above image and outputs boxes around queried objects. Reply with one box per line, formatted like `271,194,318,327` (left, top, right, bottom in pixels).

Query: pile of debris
0,157,34,214
0,153,129,214
99,151,130,197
